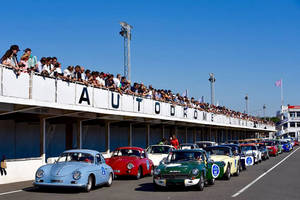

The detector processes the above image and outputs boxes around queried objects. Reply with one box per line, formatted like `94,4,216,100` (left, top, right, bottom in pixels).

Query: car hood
106,156,139,167
210,155,230,162
160,160,201,174
148,154,168,165
49,162,90,177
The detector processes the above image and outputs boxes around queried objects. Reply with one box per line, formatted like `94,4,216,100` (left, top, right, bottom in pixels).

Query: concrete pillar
146,124,150,147
185,127,188,143
129,123,133,146
77,120,82,149
105,122,111,153
65,122,73,150
162,125,165,139
40,118,46,164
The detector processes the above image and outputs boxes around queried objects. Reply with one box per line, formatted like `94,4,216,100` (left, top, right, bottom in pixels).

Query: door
95,154,108,185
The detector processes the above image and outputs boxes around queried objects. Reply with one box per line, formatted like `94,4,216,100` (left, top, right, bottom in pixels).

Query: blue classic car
34,149,114,192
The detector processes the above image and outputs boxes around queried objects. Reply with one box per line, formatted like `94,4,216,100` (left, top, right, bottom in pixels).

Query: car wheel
136,167,142,180
234,163,240,176
224,165,231,180
105,173,113,187
207,177,215,185
196,172,205,191
85,175,93,192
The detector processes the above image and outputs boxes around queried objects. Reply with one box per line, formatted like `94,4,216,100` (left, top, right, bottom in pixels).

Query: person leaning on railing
1,45,21,75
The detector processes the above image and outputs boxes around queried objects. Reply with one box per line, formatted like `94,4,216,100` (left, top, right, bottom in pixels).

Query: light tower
263,104,266,119
245,94,249,114
208,73,216,105
119,21,133,81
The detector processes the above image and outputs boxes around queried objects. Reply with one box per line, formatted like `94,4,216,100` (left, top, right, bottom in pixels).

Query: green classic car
153,149,220,191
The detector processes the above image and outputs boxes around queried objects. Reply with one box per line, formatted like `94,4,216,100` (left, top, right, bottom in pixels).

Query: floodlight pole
245,95,249,114
208,73,216,105
263,104,266,119
120,22,133,81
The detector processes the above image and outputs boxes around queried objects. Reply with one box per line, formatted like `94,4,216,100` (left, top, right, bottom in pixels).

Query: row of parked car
33,137,298,192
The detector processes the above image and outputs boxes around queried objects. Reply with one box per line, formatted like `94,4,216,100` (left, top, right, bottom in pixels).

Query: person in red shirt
170,135,179,149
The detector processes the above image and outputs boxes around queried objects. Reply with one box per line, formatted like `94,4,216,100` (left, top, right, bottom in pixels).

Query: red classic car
105,147,154,179
262,141,278,156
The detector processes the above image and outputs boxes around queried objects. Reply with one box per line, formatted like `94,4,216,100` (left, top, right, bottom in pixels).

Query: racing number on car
211,164,220,178
246,156,253,166
101,166,106,175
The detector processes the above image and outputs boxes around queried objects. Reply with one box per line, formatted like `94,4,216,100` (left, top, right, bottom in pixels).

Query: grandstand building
277,105,300,140
0,65,275,184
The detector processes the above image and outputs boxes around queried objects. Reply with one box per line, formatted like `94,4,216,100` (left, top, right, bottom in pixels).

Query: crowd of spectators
0,45,274,126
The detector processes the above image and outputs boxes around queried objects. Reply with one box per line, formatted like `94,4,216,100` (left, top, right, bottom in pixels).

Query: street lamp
245,94,249,114
263,104,266,119
119,21,133,81
208,73,216,105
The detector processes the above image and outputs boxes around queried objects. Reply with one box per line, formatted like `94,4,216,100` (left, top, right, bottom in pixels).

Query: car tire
196,172,205,191
85,175,93,192
234,163,240,176
224,165,231,180
207,177,215,185
105,173,113,187
136,167,142,180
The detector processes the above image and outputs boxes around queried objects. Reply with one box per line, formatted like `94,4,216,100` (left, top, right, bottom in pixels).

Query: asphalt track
0,147,299,200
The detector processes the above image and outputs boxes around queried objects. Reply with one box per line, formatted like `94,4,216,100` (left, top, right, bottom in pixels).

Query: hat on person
10,45,20,51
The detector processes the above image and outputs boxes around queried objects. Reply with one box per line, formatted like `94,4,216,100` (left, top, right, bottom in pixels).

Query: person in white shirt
113,74,121,88
96,72,106,87
63,66,74,80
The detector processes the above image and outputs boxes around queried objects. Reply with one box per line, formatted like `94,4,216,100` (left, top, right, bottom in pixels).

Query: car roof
148,145,173,147
205,146,231,149
195,141,216,143
172,149,206,153
116,146,145,151
240,143,256,146
180,143,197,146
63,149,100,155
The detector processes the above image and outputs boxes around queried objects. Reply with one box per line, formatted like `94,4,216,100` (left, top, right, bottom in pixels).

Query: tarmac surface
0,147,299,200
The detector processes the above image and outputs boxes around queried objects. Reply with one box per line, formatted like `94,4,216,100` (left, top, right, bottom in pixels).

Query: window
96,154,101,164
297,112,300,118
297,122,300,128
289,112,296,118
283,123,288,129
290,122,296,128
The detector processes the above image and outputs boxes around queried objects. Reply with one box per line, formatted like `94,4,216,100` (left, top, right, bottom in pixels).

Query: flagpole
281,79,284,106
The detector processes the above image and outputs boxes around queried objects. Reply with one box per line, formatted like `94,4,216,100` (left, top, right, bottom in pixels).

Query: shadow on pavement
135,183,192,192
22,186,83,194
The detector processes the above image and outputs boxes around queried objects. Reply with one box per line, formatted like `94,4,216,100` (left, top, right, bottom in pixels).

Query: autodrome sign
0,66,273,130
78,86,214,122
77,86,256,127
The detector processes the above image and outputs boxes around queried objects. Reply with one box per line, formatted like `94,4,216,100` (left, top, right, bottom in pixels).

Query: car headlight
192,168,199,176
154,168,161,175
127,163,134,169
72,171,81,180
36,169,44,178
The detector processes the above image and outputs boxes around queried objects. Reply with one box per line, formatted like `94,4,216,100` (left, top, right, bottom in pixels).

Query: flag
181,89,188,97
275,80,282,87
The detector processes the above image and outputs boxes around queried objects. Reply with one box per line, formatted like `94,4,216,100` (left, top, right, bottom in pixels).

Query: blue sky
1,0,300,116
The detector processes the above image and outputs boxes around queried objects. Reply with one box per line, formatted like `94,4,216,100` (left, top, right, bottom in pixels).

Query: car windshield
258,145,266,150
241,146,256,151
263,141,275,146
205,147,230,156
180,145,196,150
148,146,171,154
197,143,213,148
113,149,141,157
57,152,94,164
167,151,204,163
